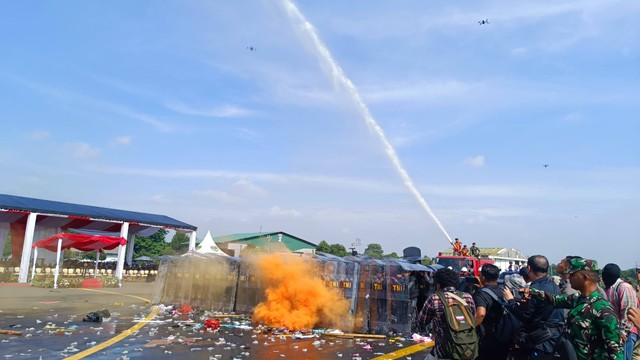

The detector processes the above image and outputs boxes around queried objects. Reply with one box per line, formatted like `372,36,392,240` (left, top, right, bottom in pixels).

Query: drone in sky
246,46,256,52
478,19,490,25
543,164,549,168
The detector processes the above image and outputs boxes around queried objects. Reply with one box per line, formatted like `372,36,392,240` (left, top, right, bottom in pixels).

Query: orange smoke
252,253,350,330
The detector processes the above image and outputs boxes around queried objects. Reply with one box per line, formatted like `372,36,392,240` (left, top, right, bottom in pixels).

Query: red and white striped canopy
32,233,127,252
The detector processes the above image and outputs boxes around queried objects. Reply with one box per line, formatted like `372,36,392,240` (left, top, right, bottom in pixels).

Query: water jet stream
281,0,454,245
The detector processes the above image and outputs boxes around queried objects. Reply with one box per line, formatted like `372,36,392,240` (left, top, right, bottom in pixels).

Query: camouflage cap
564,258,599,274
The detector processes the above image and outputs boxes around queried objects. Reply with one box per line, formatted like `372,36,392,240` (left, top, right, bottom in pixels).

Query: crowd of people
416,255,639,360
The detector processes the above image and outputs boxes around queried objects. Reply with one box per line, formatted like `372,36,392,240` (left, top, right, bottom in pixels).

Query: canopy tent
0,193,198,284
196,231,230,257
33,233,126,252
31,233,127,288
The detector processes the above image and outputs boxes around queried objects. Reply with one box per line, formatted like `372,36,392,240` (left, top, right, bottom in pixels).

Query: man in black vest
503,255,565,359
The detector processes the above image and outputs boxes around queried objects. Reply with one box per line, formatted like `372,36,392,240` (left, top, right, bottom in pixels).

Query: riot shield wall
315,253,360,331
386,259,414,335
152,256,174,305
200,254,239,312
368,261,390,334
152,252,238,312
234,258,265,314
341,256,367,333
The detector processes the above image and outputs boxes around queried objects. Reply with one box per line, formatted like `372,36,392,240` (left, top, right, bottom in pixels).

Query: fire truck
434,252,495,277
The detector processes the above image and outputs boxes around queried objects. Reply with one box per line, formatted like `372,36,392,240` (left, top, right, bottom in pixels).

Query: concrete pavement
0,282,433,359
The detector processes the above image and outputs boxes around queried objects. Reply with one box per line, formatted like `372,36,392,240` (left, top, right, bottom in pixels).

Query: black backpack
480,287,523,345
435,291,479,360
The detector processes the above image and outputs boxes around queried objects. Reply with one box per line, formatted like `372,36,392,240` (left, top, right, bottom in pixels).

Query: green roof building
212,231,317,256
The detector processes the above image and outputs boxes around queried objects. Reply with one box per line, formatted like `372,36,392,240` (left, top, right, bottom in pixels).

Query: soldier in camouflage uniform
531,258,623,360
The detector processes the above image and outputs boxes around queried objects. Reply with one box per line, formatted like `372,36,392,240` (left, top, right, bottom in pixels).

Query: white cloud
231,127,262,142
65,142,100,159
92,165,400,193
193,189,243,205
426,184,542,198
91,165,640,202
562,112,584,122
202,57,339,109
12,77,179,133
463,155,485,168
150,194,169,203
191,180,269,206
269,206,302,217
510,47,528,57
325,0,631,41
362,80,476,104
111,135,132,145
270,83,338,107
28,130,50,140
114,108,175,133
450,207,533,218
166,102,253,118
232,179,269,198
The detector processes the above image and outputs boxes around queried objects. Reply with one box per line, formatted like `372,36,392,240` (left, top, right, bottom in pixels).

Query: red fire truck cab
435,253,495,277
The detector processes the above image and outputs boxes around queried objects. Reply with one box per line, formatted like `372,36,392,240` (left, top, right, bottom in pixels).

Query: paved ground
0,283,433,359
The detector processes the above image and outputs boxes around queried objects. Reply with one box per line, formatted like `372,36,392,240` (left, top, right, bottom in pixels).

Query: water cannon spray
281,0,454,246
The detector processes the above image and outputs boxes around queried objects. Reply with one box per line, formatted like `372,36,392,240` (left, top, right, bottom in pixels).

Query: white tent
196,231,230,256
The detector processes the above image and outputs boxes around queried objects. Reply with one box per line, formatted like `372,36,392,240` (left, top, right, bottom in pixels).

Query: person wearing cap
602,263,638,360
470,242,481,258
453,238,462,256
556,256,582,296
503,273,527,300
557,255,607,297
529,258,622,360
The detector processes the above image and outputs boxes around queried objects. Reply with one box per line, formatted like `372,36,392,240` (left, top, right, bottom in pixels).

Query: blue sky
1,1,638,267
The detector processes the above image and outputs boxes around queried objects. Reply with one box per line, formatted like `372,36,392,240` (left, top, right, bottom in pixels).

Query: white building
479,248,528,271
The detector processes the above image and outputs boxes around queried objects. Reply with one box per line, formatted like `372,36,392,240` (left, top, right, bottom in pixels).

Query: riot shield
386,259,414,335
234,258,265,313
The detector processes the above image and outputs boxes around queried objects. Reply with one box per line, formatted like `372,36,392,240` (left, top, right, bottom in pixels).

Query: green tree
169,232,190,254
2,232,11,257
316,240,331,254
62,249,76,260
621,268,637,282
420,256,434,265
384,252,400,259
82,250,106,261
364,243,384,259
315,241,348,257
134,228,169,258
328,243,348,257
159,246,177,256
